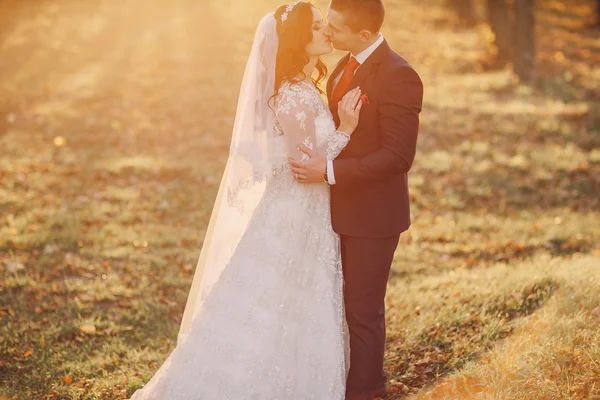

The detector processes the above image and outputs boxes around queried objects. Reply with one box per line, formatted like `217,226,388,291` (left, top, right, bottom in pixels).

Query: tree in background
449,0,537,83
486,0,513,66
485,0,536,82
514,0,536,82
447,0,479,26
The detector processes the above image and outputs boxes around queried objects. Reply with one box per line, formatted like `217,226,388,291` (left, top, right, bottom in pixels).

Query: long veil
177,13,279,343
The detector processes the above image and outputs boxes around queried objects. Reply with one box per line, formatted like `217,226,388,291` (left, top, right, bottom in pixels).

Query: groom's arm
332,66,423,186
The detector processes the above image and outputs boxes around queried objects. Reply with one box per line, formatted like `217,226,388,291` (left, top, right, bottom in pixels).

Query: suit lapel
327,41,391,114
348,39,389,91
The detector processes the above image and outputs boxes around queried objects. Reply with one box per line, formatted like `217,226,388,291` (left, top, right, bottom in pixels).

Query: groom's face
325,8,365,53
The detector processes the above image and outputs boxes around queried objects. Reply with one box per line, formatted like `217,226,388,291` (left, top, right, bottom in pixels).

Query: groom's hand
289,144,326,184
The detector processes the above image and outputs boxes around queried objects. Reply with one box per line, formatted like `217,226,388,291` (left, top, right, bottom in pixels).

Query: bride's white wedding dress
129,80,352,399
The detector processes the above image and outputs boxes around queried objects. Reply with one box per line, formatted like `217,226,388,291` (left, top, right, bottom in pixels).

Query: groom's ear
359,30,373,43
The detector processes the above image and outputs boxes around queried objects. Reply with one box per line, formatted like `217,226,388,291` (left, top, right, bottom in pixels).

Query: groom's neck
350,34,379,57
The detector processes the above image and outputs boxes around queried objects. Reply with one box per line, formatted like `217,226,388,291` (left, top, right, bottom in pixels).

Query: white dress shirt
327,33,385,185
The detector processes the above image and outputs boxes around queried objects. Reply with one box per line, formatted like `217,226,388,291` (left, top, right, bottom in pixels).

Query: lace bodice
271,80,350,174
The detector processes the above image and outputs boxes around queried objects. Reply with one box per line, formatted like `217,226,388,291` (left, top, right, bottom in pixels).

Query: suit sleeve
332,66,423,185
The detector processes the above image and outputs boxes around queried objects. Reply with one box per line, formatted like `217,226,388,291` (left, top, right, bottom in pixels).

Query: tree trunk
448,0,478,26
487,0,513,66
514,0,536,83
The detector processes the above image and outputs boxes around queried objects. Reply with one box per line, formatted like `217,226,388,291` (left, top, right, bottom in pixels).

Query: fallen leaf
5,261,25,273
80,325,96,335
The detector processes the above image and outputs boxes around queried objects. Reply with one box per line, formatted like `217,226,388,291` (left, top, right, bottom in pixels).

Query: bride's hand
337,87,363,136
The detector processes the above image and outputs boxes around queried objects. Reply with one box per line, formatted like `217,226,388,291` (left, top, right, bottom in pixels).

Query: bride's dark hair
271,1,328,104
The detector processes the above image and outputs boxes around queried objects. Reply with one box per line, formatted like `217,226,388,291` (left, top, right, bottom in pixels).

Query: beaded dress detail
129,80,351,400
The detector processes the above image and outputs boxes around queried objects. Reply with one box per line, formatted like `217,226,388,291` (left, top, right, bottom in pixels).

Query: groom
289,0,423,399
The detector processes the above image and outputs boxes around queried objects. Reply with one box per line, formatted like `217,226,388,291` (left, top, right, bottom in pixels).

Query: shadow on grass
384,278,560,397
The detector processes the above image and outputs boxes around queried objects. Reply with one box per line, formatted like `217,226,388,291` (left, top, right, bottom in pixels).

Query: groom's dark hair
330,0,385,33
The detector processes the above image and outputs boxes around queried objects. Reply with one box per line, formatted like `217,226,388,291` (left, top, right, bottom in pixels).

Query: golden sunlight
1,0,599,399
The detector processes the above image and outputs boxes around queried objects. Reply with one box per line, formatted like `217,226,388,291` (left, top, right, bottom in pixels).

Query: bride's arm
318,88,363,160
277,85,362,160
318,128,350,160
275,85,320,163
284,86,364,184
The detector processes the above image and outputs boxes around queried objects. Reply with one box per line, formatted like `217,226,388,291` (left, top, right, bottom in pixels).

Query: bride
129,2,364,398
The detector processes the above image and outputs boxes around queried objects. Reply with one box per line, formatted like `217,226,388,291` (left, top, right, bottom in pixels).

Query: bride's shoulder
276,80,320,109
278,79,313,94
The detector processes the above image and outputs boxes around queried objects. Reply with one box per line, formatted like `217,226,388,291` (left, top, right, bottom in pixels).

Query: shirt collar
352,33,384,65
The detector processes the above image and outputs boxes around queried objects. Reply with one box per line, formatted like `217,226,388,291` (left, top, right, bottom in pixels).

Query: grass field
1,0,599,398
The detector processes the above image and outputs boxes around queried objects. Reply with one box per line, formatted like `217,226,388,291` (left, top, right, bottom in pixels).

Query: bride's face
304,7,333,57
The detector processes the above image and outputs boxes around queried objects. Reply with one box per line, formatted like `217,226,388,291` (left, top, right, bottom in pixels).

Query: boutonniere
359,94,371,104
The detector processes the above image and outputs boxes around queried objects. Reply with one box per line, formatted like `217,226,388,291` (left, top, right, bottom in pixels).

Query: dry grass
1,0,599,398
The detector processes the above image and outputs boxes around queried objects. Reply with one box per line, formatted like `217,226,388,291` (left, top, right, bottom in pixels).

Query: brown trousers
341,234,401,400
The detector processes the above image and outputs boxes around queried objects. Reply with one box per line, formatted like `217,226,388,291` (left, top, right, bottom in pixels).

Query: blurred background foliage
0,0,599,399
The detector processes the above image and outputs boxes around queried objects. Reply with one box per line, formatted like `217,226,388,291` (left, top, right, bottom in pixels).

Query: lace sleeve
319,129,350,160
276,82,350,162
276,83,319,162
